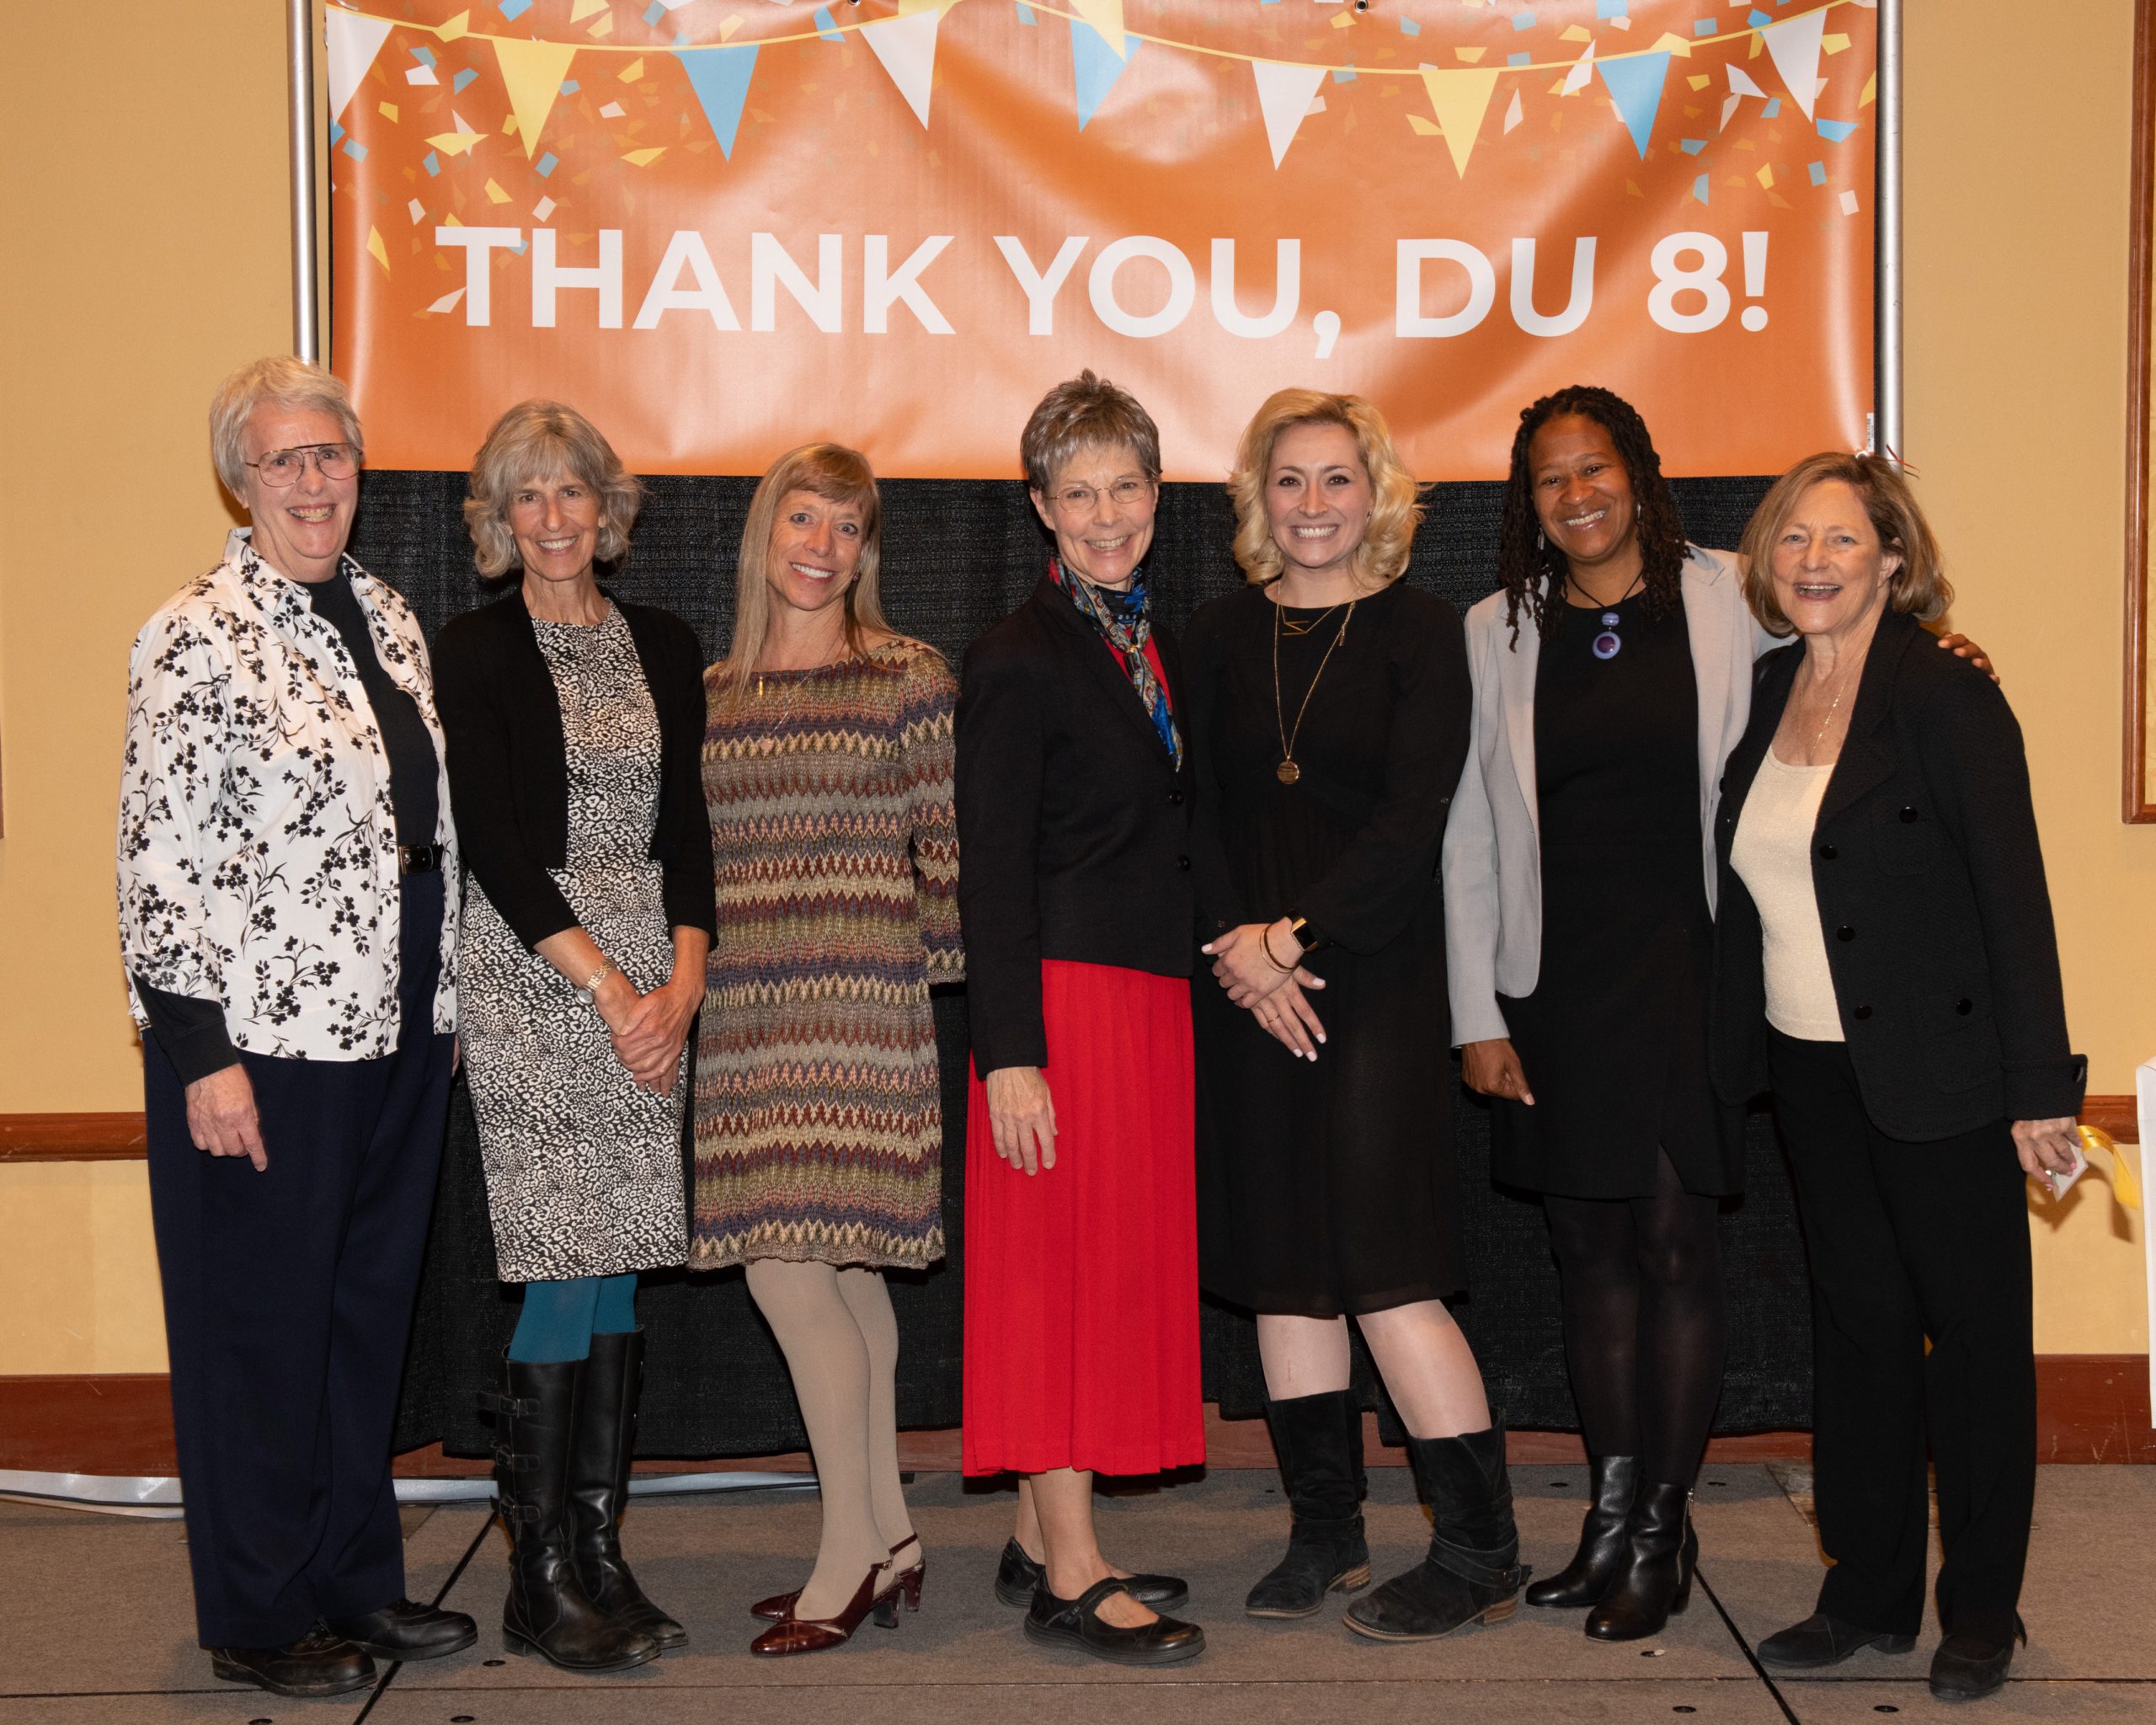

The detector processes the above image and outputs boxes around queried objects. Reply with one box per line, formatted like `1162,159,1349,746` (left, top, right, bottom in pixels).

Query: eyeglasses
247,443,360,487
1050,478,1152,514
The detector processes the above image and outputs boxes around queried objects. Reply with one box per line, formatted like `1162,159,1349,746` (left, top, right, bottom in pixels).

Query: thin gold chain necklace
1272,595,1355,785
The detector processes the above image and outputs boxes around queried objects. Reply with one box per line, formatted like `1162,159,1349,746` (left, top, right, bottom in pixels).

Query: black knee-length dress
1188,583,1471,1316
1491,590,1742,1200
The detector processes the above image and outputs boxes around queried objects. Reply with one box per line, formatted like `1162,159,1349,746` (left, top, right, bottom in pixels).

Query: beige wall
1,2,2149,1371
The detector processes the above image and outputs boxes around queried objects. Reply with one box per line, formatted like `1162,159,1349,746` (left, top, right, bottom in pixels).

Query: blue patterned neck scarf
1049,556,1182,768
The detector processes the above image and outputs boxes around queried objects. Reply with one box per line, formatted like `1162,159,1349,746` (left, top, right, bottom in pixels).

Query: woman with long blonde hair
1187,390,1524,1644
691,443,962,1657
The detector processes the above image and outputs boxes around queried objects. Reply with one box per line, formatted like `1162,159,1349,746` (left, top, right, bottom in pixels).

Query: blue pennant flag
1598,51,1670,158
1070,19,1135,129
681,45,760,160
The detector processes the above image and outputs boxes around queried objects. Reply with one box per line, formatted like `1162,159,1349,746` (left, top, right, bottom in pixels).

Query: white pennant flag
1726,62,1767,99
1760,9,1826,120
1503,87,1524,133
1250,59,1329,167
325,8,395,122
862,5,945,128
1561,40,1596,96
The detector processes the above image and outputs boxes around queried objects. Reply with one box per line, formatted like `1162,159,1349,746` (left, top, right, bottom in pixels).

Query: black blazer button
1168,788,1185,806
1837,924,1856,942
1853,1004,1872,1021
1956,998,1973,1015
1900,805,1920,823
1176,855,1192,872
1818,843,1838,861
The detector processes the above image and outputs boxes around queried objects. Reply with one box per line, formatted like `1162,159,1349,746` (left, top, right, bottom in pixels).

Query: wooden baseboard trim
2083,1094,2140,1141
7,1359,2148,1477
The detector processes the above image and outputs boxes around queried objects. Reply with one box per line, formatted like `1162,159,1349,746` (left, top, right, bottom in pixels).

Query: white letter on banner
752,233,844,333
1509,237,1597,338
863,236,955,334
1647,232,1731,333
531,228,623,329
1210,239,1299,339
1396,241,1497,338
632,232,741,331
435,227,523,326
994,237,1089,335
1089,238,1197,339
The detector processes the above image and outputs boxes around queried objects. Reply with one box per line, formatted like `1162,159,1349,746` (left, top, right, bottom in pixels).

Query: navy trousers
144,874,454,1648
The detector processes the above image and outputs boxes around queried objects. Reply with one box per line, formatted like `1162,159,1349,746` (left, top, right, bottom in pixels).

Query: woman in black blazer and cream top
1710,451,2080,1705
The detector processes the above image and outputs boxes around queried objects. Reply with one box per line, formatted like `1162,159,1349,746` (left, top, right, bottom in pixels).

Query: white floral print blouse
117,529,459,1059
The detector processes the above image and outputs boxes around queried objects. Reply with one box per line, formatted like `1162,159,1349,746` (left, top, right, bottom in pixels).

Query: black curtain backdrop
354,470,1812,1461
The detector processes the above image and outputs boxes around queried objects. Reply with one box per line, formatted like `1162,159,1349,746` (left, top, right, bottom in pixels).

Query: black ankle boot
571,1332,686,1651
1245,1391,1372,1618
486,1358,660,1673
1583,1481,1697,1642
1527,1455,1641,1609
1343,1426,1529,1642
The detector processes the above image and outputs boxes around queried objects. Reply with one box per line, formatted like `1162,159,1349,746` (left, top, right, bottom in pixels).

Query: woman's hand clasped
1203,921,1329,1058
985,1065,1057,1175
602,973,698,1096
2013,1116,2081,1193
1462,1038,1535,1107
184,1064,268,1170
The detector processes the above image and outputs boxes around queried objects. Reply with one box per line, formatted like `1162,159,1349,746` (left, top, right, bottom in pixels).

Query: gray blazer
1443,546,1764,1047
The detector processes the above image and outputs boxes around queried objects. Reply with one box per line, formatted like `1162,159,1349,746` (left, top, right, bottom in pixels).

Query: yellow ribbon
2078,1124,2142,1210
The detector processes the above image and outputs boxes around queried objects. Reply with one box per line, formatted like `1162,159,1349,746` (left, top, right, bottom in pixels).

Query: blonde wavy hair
1738,451,1951,637
464,400,643,579
712,443,892,702
1228,390,1425,588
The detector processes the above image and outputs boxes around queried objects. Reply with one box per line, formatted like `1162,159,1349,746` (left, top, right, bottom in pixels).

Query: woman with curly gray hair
432,399,714,1674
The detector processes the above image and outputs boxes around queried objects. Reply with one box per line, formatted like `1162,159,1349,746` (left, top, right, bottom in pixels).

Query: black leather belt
398,842,444,875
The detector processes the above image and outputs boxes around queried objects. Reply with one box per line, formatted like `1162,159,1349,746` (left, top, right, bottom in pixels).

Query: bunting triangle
493,37,577,159
1760,9,1825,120
1071,19,1135,128
681,45,760,158
1597,51,1669,158
1250,60,1328,168
1726,61,1767,99
1418,67,1500,179
861,6,942,128
1560,40,1595,96
325,8,395,121
1070,0,1125,58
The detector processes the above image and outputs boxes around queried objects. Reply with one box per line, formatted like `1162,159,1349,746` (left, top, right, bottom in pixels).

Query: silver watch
574,960,614,1007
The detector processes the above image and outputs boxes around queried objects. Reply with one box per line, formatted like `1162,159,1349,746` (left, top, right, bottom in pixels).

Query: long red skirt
962,960,1205,1477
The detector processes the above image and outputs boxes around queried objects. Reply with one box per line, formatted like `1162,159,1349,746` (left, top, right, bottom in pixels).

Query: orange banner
328,0,1876,479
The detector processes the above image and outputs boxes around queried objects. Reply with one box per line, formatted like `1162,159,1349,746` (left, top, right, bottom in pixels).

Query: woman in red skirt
954,371,1206,1666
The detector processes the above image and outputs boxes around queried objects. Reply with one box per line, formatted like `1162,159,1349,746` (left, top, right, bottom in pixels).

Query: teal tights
508,1272,638,1363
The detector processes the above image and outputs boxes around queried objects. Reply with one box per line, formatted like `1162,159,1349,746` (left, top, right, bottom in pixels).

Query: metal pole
287,0,320,361
1874,0,1902,457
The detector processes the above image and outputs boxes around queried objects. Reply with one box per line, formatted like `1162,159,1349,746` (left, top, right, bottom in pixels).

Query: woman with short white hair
119,355,471,1700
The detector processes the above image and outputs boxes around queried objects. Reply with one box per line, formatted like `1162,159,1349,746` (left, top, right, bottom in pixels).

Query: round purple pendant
1593,631,1622,660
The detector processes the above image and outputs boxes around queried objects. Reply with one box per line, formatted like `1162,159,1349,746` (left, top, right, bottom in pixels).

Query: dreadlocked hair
1497,384,1689,646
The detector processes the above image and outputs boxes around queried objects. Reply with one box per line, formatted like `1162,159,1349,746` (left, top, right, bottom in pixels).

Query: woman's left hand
1203,921,1326,1008
1935,631,1999,684
2012,1116,2081,1187
611,975,699,1094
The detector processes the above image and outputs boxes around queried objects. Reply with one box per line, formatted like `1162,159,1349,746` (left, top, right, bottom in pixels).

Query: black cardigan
432,588,717,949
1709,609,2084,1138
954,574,1194,1075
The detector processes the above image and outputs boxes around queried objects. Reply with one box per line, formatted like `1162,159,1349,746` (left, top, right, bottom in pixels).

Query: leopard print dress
459,604,689,1282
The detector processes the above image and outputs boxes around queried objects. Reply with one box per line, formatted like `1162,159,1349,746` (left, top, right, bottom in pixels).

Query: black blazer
955,574,1194,1075
1710,610,2084,1138
433,588,717,949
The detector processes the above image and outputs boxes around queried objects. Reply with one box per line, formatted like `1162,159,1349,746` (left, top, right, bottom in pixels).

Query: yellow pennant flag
494,37,579,160
1419,67,1500,179
1071,0,1126,58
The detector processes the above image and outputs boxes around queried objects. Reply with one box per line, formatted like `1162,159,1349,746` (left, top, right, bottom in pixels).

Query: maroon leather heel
752,1537,925,1625
750,1561,892,1656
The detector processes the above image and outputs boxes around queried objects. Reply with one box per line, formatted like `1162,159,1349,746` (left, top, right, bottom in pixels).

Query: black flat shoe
995,1538,1189,1612
1929,1616,2025,1703
1757,1612,1918,1669
323,1598,479,1660
1024,1578,1205,1666
209,1628,376,1697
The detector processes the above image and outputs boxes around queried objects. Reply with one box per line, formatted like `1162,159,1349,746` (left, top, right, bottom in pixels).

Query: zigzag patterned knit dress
690,643,962,1268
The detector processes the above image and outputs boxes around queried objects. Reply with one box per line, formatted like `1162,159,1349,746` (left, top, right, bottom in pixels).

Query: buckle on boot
1429,1535,1524,1590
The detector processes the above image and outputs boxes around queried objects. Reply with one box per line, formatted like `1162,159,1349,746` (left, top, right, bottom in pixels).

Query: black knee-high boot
1343,1426,1529,1642
1584,1482,1697,1642
1245,1391,1373,1617
1527,1455,1641,1609
570,1332,686,1651
487,1358,659,1672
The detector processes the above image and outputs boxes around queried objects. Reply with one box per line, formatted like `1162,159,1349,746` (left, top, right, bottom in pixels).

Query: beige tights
744,1259,915,1617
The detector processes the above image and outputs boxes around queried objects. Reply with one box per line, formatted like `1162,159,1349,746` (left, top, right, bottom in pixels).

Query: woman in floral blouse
116,356,471,1702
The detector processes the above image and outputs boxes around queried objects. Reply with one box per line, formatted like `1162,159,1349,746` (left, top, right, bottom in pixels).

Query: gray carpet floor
3,1465,2151,1722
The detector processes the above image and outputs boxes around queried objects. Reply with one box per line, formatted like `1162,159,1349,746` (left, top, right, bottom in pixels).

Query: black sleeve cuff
133,976,242,1086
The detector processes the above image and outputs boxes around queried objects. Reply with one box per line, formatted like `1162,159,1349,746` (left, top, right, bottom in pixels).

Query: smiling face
765,488,867,620
238,403,359,584
507,469,602,591
1769,478,1900,645
1031,442,1158,590
1527,412,1639,580
1264,419,1373,584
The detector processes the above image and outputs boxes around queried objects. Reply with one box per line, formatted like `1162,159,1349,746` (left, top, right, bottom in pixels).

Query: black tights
1543,1151,1726,1485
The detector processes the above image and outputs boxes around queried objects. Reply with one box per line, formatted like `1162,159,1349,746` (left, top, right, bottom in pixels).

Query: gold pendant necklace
1273,594,1355,785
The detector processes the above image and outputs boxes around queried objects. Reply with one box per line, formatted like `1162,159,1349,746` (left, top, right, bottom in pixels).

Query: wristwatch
1284,915,1324,954
574,960,614,1007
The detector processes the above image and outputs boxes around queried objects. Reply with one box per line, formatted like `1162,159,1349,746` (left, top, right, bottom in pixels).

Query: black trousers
1766,1029,2035,1642
143,875,454,1648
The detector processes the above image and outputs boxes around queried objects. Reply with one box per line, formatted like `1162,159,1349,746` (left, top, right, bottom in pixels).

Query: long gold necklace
1273,595,1355,785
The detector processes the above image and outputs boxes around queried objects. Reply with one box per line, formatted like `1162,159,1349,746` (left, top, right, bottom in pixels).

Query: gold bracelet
1259,924,1296,973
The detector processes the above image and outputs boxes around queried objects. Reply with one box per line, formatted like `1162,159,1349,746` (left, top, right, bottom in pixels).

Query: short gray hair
1019,370,1161,494
209,356,364,495
463,400,643,580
